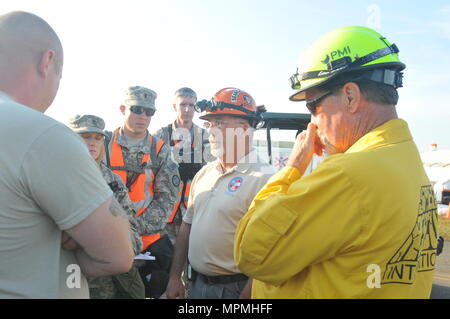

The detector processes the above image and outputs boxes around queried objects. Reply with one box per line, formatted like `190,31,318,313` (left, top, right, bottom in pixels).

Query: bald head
0,11,63,111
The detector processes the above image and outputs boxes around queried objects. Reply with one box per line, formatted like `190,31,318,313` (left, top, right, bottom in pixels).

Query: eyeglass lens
130,106,154,116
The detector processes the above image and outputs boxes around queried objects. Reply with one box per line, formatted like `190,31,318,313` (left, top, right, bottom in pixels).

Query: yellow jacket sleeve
234,160,363,286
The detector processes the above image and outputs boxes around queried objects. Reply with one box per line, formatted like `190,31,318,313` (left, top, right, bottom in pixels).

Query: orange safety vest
166,130,196,223
167,180,190,223
109,128,165,251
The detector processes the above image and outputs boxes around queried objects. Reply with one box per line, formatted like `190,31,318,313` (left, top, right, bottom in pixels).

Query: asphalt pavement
431,240,450,299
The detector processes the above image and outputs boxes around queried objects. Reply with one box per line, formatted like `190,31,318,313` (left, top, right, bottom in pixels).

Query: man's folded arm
64,197,134,277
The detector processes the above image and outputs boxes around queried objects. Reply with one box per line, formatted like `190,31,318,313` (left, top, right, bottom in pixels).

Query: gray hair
320,70,399,106
174,87,197,101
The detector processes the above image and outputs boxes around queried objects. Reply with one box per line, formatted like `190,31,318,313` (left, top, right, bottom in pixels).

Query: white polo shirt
184,150,274,276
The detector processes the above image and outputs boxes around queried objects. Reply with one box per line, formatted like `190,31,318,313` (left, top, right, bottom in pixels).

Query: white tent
421,147,450,204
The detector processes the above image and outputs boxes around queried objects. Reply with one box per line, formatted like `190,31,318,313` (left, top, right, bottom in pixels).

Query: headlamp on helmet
195,88,268,128
195,99,260,117
289,26,406,101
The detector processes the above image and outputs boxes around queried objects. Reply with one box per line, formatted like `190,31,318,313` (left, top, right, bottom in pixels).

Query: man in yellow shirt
234,26,438,299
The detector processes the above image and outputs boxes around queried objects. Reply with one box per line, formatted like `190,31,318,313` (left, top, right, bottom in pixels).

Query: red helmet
197,87,264,126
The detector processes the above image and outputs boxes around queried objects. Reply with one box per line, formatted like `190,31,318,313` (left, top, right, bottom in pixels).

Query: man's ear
342,82,362,113
120,105,126,115
173,104,177,112
38,50,56,78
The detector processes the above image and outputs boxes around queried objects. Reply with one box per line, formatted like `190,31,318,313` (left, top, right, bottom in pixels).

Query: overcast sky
4,0,450,152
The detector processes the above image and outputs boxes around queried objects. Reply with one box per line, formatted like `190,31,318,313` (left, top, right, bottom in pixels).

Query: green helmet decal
289,26,406,101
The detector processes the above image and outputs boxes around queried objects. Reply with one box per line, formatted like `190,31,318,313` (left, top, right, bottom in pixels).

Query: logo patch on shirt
381,185,438,285
172,175,180,187
228,177,243,192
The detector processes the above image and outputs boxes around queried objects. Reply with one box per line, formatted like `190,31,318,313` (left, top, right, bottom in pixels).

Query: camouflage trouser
88,276,117,299
165,222,191,298
88,266,145,299
166,222,180,246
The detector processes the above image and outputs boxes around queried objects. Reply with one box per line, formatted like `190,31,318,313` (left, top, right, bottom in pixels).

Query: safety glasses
203,119,248,129
129,105,155,117
305,91,332,115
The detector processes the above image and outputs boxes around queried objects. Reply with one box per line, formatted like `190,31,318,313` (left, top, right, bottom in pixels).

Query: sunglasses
305,91,332,115
129,105,155,117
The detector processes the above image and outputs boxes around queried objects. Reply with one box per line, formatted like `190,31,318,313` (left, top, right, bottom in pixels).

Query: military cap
67,114,107,136
123,86,157,110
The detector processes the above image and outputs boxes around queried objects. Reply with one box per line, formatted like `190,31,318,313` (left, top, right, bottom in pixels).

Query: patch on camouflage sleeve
172,175,180,187
168,161,178,171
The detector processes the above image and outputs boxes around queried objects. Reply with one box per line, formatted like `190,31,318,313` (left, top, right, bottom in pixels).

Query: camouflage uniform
105,129,181,239
154,122,213,244
104,86,181,247
88,163,145,299
99,162,143,254
105,87,182,298
67,114,144,299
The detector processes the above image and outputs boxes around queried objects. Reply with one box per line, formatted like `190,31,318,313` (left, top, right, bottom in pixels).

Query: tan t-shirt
0,92,113,298
184,150,273,276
